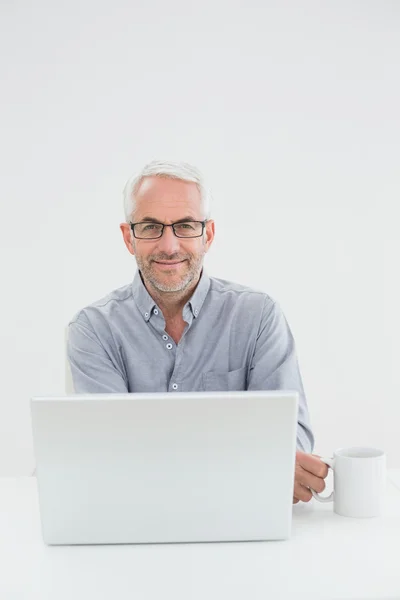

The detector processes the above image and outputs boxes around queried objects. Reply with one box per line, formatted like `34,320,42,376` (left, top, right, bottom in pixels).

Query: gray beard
135,252,205,293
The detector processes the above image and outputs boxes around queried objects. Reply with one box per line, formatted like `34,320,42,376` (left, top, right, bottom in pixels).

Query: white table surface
1,471,400,600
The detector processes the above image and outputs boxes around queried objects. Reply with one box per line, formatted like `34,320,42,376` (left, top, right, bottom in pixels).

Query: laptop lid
31,390,298,545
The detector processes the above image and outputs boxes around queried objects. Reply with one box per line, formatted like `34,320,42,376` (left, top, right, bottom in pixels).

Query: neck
142,272,202,321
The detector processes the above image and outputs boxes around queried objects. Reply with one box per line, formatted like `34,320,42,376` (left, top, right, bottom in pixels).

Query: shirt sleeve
247,298,315,453
67,315,128,393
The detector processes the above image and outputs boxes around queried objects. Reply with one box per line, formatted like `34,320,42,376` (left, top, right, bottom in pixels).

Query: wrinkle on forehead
134,176,203,222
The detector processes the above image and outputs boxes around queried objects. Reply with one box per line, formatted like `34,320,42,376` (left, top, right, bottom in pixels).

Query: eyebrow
139,216,199,224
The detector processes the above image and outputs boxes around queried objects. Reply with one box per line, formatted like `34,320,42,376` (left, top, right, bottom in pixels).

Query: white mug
311,447,386,518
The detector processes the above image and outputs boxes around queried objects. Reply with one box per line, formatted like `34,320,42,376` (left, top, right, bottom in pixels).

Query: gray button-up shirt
68,270,314,452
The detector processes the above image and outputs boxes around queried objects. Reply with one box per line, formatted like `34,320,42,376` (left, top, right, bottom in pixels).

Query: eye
143,224,161,231
176,222,195,230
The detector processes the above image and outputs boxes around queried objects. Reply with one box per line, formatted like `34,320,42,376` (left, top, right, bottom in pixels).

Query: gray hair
122,160,212,222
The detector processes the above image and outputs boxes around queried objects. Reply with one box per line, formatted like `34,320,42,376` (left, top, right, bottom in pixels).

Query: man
68,159,328,504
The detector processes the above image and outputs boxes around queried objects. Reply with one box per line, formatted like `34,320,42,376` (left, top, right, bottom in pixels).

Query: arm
67,314,128,393
247,298,315,453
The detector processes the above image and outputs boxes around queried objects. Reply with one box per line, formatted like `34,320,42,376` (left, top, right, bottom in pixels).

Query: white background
1,1,399,475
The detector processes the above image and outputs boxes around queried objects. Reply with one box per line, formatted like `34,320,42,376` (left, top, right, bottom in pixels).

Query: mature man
68,160,328,504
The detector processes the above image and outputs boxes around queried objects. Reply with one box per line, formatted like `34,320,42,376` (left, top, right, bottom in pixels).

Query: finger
293,497,300,504
293,482,313,503
293,484,313,503
296,451,329,479
295,465,326,494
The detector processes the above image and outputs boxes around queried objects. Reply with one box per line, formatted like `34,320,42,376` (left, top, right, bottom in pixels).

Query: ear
120,223,135,256
204,219,215,252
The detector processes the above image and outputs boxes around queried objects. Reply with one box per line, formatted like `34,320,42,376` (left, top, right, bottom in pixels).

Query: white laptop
30,391,298,545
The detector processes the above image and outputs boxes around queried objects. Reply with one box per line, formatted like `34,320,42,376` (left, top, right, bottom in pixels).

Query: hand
293,450,329,504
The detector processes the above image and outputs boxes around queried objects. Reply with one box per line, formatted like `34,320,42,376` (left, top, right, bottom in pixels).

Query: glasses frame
129,220,207,240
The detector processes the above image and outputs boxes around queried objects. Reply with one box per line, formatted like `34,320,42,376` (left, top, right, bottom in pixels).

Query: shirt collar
132,269,210,322
187,269,210,318
132,271,157,322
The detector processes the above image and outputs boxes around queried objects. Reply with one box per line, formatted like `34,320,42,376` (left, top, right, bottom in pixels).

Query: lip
153,260,185,269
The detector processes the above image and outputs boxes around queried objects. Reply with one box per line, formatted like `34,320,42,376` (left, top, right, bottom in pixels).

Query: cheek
189,238,206,252
184,244,202,259
136,240,158,256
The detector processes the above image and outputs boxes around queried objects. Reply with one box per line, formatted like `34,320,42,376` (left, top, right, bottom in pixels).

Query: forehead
134,176,202,221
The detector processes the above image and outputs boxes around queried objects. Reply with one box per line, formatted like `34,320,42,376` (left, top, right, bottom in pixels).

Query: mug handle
310,457,334,503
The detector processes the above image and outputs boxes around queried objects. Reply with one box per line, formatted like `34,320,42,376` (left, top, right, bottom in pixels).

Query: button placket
169,337,186,393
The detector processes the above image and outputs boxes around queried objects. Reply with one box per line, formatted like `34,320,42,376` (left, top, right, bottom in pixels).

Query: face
120,176,215,294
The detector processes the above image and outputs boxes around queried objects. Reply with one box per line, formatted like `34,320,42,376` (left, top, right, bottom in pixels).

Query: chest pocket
202,366,247,392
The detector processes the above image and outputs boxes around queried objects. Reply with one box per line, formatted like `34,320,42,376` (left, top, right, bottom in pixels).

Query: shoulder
208,275,276,310
69,282,134,329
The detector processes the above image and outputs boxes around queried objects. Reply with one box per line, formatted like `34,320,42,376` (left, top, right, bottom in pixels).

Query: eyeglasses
130,220,207,240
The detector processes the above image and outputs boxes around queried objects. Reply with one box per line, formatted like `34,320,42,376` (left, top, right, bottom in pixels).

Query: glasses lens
134,223,163,238
173,222,203,237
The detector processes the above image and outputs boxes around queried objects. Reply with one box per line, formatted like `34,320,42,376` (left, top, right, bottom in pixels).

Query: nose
156,225,181,255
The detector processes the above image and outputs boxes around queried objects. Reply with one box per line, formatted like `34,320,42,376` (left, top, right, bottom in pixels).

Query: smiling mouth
154,260,185,265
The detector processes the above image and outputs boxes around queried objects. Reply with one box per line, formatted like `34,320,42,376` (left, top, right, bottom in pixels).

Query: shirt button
144,312,149,318
154,309,159,315
172,383,178,390
162,335,168,340
166,343,173,350
194,309,199,316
